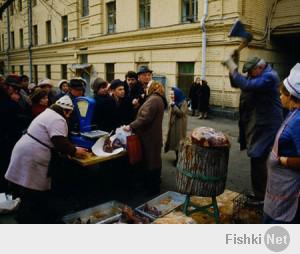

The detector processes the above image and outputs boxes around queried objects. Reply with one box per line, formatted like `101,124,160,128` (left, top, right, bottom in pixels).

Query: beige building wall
0,0,299,109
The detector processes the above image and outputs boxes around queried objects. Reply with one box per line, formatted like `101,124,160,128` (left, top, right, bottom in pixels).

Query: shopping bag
126,135,143,165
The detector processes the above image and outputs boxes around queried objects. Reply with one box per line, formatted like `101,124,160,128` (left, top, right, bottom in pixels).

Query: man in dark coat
0,76,26,191
197,79,210,119
124,71,144,119
110,79,134,129
91,78,115,132
225,56,283,201
189,77,200,116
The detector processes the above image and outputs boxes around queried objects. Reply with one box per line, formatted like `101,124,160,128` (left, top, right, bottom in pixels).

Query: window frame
82,0,89,17
105,63,115,83
33,25,38,46
45,64,51,79
181,0,198,23
139,0,151,29
11,31,15,49
61,64,68,79
19,28,24,48
107,1,116,34
46,20,52,44
62,15,68,42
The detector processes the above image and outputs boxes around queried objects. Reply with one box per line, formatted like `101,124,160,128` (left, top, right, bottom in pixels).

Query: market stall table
71,151,127,167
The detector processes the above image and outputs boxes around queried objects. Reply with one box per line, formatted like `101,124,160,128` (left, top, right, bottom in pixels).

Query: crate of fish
62,201,125,224
135,191,186,221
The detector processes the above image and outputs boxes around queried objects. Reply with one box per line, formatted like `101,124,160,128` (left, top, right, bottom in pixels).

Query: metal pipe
6,7,10,74
28,0,33,82
201,0,208,80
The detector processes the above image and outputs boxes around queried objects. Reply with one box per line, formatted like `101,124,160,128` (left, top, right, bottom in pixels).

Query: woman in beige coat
124,81,167,196
164,87,188,165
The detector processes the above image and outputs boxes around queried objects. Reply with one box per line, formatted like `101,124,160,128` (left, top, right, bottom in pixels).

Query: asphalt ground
0,112,252,223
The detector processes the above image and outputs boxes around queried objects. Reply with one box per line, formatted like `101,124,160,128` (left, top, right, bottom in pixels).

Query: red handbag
126,134,143,165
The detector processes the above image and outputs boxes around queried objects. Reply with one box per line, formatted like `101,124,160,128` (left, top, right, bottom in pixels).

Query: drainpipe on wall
28,0,33,82
6,8,10,74
201,0,208,80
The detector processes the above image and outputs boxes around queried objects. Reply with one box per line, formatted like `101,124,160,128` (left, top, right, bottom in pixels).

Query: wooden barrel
176,137,229,197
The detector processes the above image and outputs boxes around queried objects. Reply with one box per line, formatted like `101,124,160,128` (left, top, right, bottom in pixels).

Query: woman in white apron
264,63,300,223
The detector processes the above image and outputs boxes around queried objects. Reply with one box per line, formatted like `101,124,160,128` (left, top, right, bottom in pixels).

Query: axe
222,20,253,66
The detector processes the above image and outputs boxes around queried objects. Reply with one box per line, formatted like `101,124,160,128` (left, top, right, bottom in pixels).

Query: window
177,62,195,96
181,0,198,22
33,65,38,84
107,1,116,34
33,25,38,46
20,65,24,75
11,65,15,73
61,64,68,79
62,15,68,42
45,65,51,79
32,0,37,7
82,0,89,17
11,31,15,49
106,63,115,83
18,0,22,12
139,0,150,28
46,21,52,44
1,34,4,51
19,28,23,48
10,3,14,16
80,54,88,64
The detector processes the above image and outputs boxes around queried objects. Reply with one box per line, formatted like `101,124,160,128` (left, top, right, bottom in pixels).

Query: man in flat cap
224,56,283,203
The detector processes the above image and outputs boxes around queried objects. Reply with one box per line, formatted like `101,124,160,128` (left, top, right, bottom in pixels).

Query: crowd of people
0,57,299,224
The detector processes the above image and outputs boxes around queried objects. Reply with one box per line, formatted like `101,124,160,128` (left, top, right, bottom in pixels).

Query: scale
70,96,108,149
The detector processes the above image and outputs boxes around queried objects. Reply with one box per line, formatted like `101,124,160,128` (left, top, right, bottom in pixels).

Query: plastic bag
115,126,132,146
0,193,21,214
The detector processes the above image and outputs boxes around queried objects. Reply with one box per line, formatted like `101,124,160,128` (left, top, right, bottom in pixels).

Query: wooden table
72,151,127,167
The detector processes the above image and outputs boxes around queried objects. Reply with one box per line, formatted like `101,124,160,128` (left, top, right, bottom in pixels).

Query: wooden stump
176,137,229,197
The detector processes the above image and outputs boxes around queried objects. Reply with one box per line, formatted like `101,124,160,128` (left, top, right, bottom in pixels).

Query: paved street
161,112,251,195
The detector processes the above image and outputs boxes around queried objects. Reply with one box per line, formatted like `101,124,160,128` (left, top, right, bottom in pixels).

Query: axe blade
228,19,253,43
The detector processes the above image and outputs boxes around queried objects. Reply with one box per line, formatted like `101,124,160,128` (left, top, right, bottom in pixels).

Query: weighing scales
70,96,108,149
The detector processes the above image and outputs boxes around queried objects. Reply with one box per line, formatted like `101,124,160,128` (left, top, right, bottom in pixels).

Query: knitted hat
29,88,48,104
38,79,53,87
283,63,300,99
92,77,107,93
55,95,74,110
110,79,124,90
69,78,86,90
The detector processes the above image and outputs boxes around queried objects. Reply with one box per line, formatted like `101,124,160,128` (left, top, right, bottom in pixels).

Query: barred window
107,1,116,34
181,0,198,23
139,0,150,29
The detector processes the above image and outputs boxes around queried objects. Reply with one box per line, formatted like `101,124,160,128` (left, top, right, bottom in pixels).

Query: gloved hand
222,56,238,74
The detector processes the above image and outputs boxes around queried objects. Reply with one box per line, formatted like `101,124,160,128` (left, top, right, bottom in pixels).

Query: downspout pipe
201,0,208,80
6,8,10,74
28,0,33,82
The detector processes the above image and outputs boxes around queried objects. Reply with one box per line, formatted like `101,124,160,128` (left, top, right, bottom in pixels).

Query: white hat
38,79,53,87
55,95,74,110
283,63,300,99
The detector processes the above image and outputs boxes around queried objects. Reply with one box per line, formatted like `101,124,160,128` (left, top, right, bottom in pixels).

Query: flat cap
242,56,261,73
5,74,22,88
137,65,153,75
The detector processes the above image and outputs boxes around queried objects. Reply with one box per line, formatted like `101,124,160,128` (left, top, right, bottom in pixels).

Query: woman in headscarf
124,81,167,196
5,96,89,223
164,87,188,165
263,63,300,224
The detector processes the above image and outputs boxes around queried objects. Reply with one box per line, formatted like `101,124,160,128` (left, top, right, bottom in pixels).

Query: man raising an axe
223,20,283,203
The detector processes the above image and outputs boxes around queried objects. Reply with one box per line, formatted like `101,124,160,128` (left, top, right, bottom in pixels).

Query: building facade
0,0,299,108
